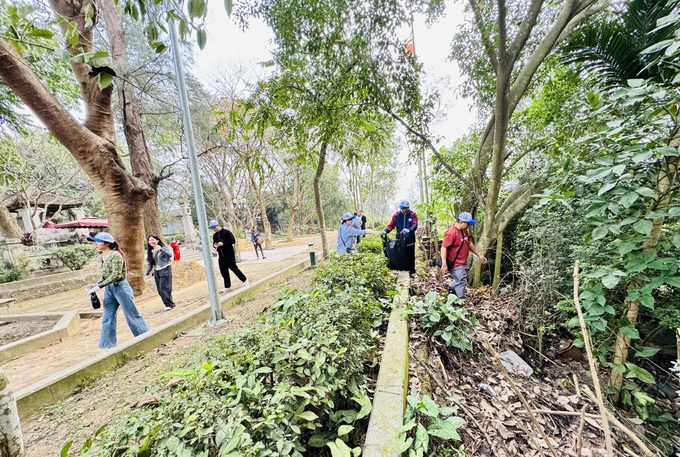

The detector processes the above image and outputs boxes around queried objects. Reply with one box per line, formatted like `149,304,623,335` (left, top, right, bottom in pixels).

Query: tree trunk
466,0,597,287
285,165,302,242
0,1,153,295
608,146,679,402
246,161,273,249
0,368,23,457
491,230,503,293
0,205,22,238
313,142,329,257
100,0,163,239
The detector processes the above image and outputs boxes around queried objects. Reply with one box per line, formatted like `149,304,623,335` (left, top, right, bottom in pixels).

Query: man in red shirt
440,212,487,299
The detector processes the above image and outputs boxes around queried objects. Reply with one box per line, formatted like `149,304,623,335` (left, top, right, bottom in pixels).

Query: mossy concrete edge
14,256,313,420
363,271,410,457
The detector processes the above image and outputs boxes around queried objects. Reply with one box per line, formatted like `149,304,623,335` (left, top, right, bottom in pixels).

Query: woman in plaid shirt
84,232,149,348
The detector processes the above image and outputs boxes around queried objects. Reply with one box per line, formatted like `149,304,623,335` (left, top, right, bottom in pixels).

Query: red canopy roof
54,217,109,229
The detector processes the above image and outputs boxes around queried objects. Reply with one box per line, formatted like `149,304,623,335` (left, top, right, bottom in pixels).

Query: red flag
404,39,415,56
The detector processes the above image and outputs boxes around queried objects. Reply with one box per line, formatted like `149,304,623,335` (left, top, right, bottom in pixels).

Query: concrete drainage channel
15,257,312,420
363,270,410,457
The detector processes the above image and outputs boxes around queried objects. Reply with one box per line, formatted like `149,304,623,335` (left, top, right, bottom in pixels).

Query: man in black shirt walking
209,220,249,292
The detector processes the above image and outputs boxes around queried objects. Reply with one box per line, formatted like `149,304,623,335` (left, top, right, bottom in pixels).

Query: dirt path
22,268,317,457
1,234,334,392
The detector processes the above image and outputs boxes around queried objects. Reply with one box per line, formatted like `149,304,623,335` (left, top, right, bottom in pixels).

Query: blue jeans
448,266,470,299
99,279,149,348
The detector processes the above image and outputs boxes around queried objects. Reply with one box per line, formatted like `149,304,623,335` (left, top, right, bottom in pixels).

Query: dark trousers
218,254,247,288
253,242,264,258
406,243,416,275
154,266,175,308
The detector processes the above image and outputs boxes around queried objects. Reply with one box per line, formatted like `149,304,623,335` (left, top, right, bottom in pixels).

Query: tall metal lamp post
167,16,225,324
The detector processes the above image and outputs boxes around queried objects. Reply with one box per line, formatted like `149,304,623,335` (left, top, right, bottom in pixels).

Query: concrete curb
15,256,313,420
0,311,80,364
363,271,410,457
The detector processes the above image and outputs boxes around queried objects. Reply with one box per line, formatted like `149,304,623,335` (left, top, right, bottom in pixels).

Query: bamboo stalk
573,261,614,456
485,340,559,457
576,405,586,457
581,386,658,457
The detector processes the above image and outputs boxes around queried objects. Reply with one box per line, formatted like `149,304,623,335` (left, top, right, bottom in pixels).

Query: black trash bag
90,292,101,309
382,234,409,271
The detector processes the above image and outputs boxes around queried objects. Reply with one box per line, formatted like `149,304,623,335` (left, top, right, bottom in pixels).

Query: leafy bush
408,292,477,351
0,255,29,283
71,251,395,456
356,234,383,255
313,252,393,298
51,245,97,270
397,389,465,456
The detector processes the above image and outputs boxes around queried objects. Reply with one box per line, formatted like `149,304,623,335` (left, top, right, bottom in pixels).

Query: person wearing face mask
145,234,176,310
382,200,418,275
84,232,149,348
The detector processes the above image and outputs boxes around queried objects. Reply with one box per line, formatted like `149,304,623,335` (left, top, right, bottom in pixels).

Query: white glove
401,228,410,235
84,283,97,290
86,285,100,295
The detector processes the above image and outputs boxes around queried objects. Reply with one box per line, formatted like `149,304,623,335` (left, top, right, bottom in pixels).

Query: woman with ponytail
145,234,176,310
84,232,149,348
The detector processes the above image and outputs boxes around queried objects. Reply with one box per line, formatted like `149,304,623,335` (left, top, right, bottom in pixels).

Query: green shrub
51,245,97,270
71,251,395,456
0,255,28,283
408,292,477,351
356,234,383,255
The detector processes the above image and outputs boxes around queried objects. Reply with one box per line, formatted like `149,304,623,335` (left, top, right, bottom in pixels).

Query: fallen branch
581,386,659,457
576,405,586,457
529,409,598,419
485,340,559,457
573,261,614,456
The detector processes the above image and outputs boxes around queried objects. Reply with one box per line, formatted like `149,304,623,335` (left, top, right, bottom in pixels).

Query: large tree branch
0,38,151,203
0,38,98,163
48,0,116,143
508,0,598,110
475,0,598,178
507,0,544,64
495,181,545,233
469,0,498,74
380,106,471,187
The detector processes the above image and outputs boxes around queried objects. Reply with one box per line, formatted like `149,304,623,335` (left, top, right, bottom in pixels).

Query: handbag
90,292,101,309
255,235,264,245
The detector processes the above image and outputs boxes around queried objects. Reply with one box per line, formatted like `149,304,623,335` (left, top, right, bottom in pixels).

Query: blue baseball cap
208,220,219,229
341,212,355,221
398,200,410,209
458,212,477,225
87,232,115,243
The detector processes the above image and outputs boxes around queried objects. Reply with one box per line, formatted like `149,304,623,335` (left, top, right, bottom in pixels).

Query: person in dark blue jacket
382,200,418,275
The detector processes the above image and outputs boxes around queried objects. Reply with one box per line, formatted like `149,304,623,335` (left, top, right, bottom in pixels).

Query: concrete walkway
1,245,314,395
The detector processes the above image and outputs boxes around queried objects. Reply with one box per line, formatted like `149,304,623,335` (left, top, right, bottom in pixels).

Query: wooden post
0,368,24,457
573,261,613,456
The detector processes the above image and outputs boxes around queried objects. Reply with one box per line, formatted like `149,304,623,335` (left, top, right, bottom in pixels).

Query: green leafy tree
561,0,680,402
236,0,425,257
444,0,598,286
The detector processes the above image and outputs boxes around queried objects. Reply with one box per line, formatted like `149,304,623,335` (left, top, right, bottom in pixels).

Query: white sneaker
220,287,231,293
164,306,173,311
243,279,250,285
